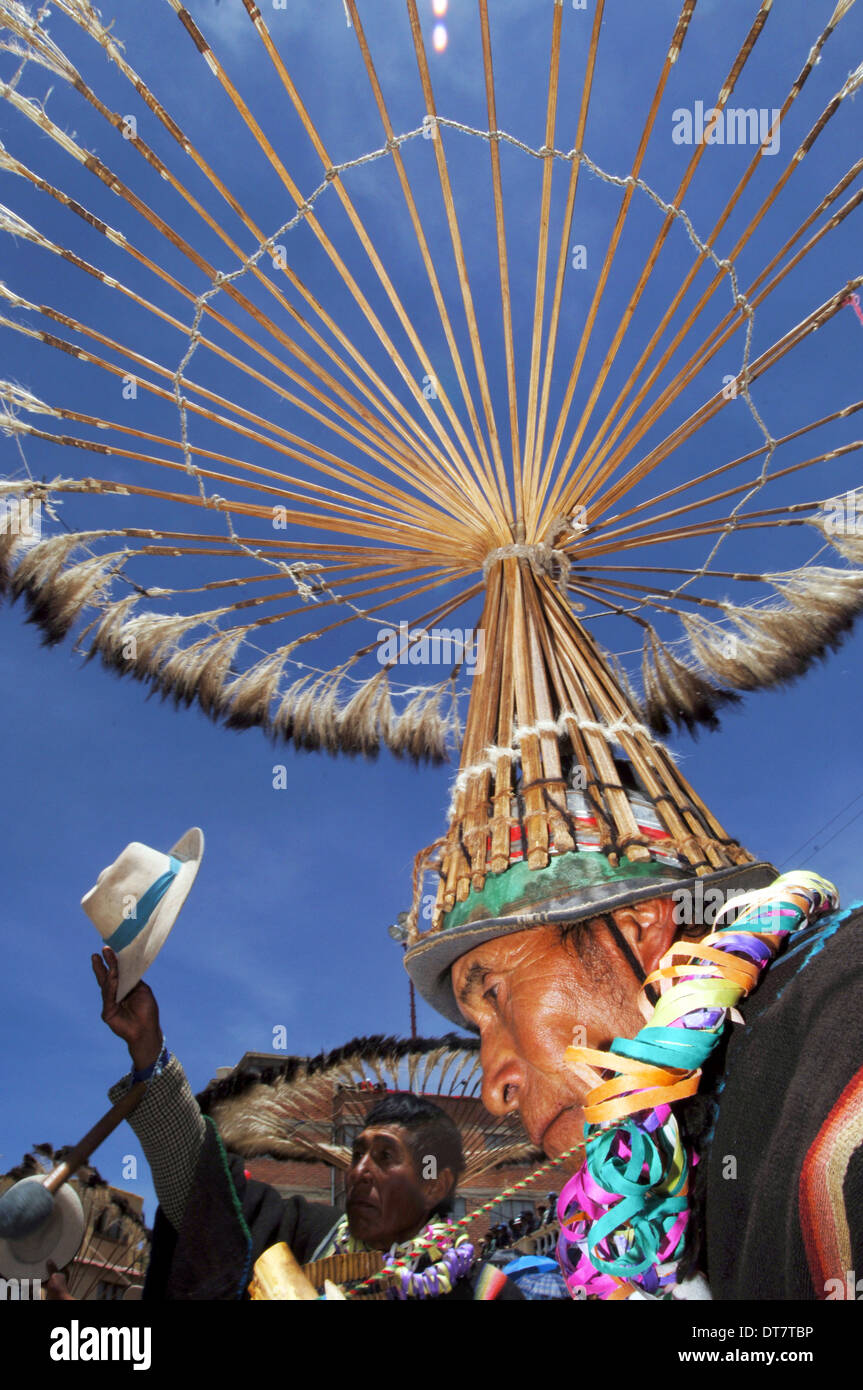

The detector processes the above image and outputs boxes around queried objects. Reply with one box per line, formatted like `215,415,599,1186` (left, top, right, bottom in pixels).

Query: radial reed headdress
1,0,862,1019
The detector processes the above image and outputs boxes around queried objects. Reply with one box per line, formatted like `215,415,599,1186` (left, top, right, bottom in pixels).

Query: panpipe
248,1241,389,1300
303,1250,389,1300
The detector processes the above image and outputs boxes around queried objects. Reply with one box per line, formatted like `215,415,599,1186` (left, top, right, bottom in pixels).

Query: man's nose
480,1029,523,1116
351,1152,373,1183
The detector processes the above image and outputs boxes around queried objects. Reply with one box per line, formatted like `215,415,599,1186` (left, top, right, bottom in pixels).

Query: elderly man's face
451,906,675,1161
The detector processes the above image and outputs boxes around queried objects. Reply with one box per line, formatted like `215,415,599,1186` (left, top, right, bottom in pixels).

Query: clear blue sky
1,0,861,1222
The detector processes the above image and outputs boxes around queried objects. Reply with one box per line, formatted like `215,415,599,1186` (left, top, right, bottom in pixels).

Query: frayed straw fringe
93,611,205,681
10,533,88,596
0,0,79,83
221,649,291,731
681,567,863,695
0,519,27,595
87,608,247,722
273,670,399,758
0,380,56,418
157,629,245,717
683,611,774,691
0,490,47,594
829,0,857,23
641,630,741,737
336,670,393,757
266,670,451,761
0,283,39,313
841,61,863,99
20,552,129,645
50,0,119,46
291,675,340,751
0,203,45,247
389,686,449,763
269,674,309,744
769,567,863,633
822,531,863,566
809,511,863,566
10,534,128,643
80,594,140,659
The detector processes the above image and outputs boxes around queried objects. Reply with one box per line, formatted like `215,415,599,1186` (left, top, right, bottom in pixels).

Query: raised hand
45,1260,75,1301
92,946,162,1071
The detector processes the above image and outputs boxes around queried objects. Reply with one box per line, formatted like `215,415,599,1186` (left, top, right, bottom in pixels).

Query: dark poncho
699,902,863,1300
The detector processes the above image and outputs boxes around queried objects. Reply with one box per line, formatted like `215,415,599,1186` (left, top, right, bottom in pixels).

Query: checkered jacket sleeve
108,1054,206,1230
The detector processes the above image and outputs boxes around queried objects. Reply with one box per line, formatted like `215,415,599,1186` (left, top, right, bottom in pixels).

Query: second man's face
346,1124,431,1249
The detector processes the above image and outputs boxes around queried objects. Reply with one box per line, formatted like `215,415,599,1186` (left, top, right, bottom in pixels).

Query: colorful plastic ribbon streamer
556,872,839,1299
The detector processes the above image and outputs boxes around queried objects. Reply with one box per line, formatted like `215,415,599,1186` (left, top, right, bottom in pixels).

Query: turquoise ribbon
585,1120,690,1277
104,856,181,952
610,1025,724,1071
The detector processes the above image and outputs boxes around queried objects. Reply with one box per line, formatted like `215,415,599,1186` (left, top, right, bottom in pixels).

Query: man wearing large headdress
404,753,863,1301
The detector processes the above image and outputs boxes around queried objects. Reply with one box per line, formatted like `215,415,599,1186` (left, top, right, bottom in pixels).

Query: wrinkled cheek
511,1009,571,1074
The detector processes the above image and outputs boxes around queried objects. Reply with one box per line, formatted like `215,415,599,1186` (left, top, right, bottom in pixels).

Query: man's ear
423,1165,455,1216
613,896,679,977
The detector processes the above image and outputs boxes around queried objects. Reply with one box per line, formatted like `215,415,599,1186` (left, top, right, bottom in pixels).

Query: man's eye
483,983,500,1005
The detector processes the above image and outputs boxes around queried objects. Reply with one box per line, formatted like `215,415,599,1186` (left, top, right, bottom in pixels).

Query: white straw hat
81,827,204,1001
0,1177,85,1280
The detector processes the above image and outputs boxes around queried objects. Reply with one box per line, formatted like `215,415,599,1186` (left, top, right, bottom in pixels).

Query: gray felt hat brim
0,1178,85,1280
404,859,778,1027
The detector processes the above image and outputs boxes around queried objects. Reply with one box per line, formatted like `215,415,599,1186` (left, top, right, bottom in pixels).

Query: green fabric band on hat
442,852,687,932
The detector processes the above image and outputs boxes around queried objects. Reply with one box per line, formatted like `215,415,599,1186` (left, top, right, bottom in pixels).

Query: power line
779,790,863,869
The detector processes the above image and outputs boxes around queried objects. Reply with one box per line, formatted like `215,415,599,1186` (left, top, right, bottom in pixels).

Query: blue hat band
104,856,182,953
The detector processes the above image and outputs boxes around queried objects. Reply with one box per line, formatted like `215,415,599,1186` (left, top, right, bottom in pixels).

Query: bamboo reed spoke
586,276,863,524
520,0,564,511
0,85,435,482
569,98,863,522
9,422,472,547
458,567,505,897
404,0,512,535
509,562,550,870
488,567,516,875
531,0,606,511
576,441,863,551
340,0,511,521
242,0,500,519
549,2,858,513
520,576,576,859
477,0,522,527
536,0,776,533
529,0,698,534
8,408,479,539
0,292,485,531
0,143,488,517
0,52,497,514
442,580,499,908
161,0,499,527
596,400,863,534
38,0,482,484
573,511,813,563
578,180,863,520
